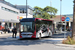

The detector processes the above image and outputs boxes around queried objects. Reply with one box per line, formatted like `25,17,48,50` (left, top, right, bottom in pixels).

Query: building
15,5,33,19
0,0,33,31
14,5,34,30
63,14,73,18
0,0,20,31
50,14,73,31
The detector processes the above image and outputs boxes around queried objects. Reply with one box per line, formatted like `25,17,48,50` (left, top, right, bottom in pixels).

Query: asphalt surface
0,31,75,50
51,31,72,38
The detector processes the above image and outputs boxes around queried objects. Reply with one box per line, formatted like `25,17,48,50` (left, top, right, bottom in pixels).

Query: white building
15,5,33,18
0,0,20,30
0,0,33,31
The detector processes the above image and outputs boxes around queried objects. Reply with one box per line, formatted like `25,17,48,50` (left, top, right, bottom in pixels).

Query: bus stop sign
66,17,70,21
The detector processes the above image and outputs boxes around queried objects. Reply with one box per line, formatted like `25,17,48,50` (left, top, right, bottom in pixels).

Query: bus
19,18,54,39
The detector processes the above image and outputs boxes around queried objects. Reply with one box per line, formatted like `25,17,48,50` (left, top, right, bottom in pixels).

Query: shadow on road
0,37,61,46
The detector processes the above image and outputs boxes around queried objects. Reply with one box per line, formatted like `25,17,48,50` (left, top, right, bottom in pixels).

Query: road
51,31,72,38
0,31,75,50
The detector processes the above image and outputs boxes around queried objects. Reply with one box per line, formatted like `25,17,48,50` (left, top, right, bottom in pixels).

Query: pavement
55,44,75,48
0,32,12,36
0,31,75,48
54,31,75,48
0,32,19,40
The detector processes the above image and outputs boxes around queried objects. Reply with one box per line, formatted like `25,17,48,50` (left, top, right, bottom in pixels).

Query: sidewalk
7,33,19,40
0,32,12,36
0,32,19,36
55,44,75,48
56,31,72,34
0,32,20,40
54,31,75,48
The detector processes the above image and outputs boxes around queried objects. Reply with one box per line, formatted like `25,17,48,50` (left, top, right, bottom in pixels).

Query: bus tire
39,33,41,39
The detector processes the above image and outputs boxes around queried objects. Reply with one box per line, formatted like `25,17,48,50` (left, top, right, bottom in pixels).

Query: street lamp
26,0,27,18
60,0,62,32
60,0,62,22
50,0,52,7
50,0,52,18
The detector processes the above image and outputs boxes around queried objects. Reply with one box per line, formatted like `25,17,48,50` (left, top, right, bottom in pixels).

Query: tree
33,6,43,18
72,0,75,40
33,6,58,19
43,6,58,17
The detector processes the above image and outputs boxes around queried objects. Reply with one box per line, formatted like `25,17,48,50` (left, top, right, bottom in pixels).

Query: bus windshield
20,22,34,32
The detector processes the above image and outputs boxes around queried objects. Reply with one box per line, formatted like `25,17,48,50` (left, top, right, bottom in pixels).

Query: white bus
19,18,54,39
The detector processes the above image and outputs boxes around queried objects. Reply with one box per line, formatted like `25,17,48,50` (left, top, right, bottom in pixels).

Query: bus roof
20,18,53,22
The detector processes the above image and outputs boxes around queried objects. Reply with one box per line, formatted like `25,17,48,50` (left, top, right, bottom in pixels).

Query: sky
5,0,74,15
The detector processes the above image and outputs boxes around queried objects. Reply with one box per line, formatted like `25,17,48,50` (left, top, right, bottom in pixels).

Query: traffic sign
61,17,65,21
66,17,70,21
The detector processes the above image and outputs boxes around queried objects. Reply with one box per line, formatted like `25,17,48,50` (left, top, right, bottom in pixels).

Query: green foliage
33,6,58,19
62,35,75,45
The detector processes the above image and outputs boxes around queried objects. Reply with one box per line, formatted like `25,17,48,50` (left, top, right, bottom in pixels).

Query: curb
49,38,66,40
55,44,75,48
